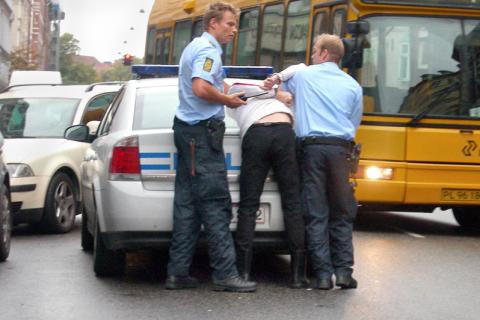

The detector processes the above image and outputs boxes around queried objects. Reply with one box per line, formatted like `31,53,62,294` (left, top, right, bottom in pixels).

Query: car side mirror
64,125,90,142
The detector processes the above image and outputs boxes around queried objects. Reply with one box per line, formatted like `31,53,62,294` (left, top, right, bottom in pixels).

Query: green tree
100,57,142,82
9,47,38,72
59,33,97,84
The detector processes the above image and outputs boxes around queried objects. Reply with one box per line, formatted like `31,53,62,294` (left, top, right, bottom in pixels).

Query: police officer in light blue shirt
166,2,256,293
267,34,363,290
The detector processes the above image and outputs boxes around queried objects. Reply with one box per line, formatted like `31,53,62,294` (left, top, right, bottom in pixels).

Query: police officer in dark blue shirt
166,2,256,292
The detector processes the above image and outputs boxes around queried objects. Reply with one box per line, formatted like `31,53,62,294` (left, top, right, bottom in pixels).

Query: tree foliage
100,57,142,82
9,47,38,72
59,33,97,84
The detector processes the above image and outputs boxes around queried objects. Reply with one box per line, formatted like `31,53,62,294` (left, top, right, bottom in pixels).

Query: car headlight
6,164,35,178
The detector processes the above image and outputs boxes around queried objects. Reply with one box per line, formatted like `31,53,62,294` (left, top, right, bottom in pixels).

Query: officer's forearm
192,78,229,104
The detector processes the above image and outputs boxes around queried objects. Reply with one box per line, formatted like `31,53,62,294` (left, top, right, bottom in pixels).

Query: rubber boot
290,250,309,288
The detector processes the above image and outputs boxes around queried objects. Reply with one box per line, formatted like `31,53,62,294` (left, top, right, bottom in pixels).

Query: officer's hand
225,92,247,108
262,74,280,90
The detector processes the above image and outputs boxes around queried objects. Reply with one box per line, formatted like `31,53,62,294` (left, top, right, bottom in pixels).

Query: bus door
310,2,347,63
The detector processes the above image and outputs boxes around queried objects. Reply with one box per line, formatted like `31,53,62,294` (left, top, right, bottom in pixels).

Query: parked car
0,132,12,262
65,66,285,276
0,82,122,233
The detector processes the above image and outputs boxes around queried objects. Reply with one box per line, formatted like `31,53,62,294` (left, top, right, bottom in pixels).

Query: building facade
0,0,13,88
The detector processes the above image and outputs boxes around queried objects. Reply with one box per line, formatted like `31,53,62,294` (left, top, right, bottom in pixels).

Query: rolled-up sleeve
191,46,221,84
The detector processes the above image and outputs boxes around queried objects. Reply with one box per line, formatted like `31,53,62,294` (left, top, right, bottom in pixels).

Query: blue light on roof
222,66,273,79
132,65,179,78
132,65,273,79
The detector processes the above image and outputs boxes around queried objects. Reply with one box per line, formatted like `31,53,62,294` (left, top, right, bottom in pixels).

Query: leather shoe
213,275,256,292
165,275,199,289
314,277,333,290
335,274,358,289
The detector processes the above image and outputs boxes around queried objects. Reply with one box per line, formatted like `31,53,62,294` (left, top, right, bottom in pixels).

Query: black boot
236,248,253,281
290,250,309,288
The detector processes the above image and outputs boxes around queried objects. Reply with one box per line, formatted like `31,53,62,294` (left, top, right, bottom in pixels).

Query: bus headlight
364,166,393,180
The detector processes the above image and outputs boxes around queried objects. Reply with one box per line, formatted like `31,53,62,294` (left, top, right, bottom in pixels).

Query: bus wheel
452,207,480,229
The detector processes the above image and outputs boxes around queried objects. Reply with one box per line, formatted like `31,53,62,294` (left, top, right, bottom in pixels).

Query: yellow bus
145,0,480,228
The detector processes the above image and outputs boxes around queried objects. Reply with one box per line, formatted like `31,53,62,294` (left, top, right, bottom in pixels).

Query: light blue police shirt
176,32,225,124
282,62,363,140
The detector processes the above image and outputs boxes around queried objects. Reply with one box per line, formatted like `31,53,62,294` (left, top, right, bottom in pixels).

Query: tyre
452,207,480,229
93,221,124,277
40,172,78,233
81,208,94,251
0,185,12,262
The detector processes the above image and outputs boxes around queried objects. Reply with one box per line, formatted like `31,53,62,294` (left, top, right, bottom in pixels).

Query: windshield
0,98,80,138
360,16,480,118
133,86,238,130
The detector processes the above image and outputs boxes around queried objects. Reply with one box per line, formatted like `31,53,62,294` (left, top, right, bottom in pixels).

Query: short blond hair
314,34,345,63
203,2,239,31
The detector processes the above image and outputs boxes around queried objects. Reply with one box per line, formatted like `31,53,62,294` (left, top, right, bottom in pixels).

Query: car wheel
41,172,77,233
93,221,124,277
0,185,12,262
81,208,94,251
453,207,480,229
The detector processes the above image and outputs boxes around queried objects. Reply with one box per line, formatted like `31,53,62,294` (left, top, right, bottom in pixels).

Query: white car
0,83,122,233
65,66,287,276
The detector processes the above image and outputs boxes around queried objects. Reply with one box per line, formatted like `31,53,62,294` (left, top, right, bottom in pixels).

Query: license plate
441,189,480,201
230,203,269,225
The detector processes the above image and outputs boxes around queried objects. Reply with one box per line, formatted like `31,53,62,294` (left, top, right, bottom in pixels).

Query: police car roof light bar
132,65,273,80
222,66,273,79
132,65,179,79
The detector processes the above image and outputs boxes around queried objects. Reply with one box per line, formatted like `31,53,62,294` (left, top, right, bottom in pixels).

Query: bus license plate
441,189,480,201
231,203,269,225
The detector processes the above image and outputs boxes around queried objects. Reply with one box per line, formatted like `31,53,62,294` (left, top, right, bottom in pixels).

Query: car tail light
109,136,140,181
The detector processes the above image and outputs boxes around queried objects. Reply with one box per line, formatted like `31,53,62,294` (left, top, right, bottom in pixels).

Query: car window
134,86,178,129
133,85,239,130
81,92,117,124
0,98,80,138
98,88,125,136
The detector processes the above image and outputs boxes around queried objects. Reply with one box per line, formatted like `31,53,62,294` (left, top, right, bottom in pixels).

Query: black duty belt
174,116,223,127
299,136,353,149
251,122,292,128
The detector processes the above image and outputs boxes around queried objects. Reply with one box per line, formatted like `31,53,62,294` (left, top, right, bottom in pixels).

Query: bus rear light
109,136,141,180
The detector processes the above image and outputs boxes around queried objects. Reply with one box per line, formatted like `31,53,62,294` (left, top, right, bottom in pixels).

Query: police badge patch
203,58,213,72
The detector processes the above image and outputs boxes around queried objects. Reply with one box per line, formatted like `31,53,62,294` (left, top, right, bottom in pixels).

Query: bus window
311,11,329,60
332,9,346,36
145,28,156,64
224,42,233,65
154,38,162,64
172,20,193,64
237,8,259,65
284,0,310,68
192,19,203,39
162,37,170,64
260,3,285,72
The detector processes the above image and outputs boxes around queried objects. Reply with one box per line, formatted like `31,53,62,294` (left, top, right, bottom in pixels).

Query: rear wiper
407,79,460,126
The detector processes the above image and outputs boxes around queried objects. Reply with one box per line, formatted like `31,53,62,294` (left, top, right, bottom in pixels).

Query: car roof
0,85,89,100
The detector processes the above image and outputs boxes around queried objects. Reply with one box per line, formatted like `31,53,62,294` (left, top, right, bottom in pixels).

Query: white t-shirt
226,98,293,139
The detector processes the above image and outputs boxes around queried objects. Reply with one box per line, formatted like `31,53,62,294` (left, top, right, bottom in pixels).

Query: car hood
3,138,68,163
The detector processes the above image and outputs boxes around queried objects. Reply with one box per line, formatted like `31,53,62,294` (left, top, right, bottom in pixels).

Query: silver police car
66,66,287,276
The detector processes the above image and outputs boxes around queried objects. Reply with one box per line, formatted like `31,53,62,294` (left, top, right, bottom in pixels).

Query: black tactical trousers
299,143,357,278
235,123,305,253
167,117,237,281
